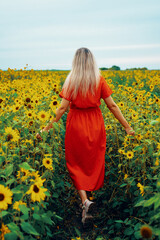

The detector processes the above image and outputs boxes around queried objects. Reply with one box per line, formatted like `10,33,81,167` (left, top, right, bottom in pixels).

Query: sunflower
37,110,50,123
148,98,155,105
105,125,112,131
118,148,125,154
29,171,46,186
136,134,143,141
132,112,138,120
0,96,4,105
0,223,11,240
124,174,128,180
155,97,160,104
25,110,35,119
155,158,159,166
126,151,134,159
12,104,21,112
140,225,152,239
149,85,154,91
137,182,144,196
30,171,40,181
139,82,144,88
51,95,58,101
4,127,20,143
13,200,27,211
0,185,13,210
127,87,132,92
26,182,48,202
146,92,151,97
157,143,160,150
43,157,53,170
108,78,112,84
118,102,125,108
17,168,30,182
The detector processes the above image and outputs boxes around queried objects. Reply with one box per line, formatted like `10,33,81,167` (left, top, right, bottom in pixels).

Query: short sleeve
101,77,113,99
59,88,71,101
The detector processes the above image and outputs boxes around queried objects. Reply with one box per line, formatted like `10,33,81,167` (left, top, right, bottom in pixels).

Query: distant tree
126,67,148,70
99,67,108,70
110,65,120,70
100,66,121,70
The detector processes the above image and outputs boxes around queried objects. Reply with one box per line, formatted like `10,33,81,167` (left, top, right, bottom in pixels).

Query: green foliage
0,69,160,239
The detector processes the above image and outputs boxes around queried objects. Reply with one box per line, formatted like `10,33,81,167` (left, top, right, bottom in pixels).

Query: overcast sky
0,0,160,70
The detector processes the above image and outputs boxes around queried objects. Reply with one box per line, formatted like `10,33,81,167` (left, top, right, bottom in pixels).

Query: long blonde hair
62,47,101,100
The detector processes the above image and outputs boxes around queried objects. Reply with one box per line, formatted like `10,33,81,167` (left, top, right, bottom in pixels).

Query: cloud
97,56,160,66
91,44,160,51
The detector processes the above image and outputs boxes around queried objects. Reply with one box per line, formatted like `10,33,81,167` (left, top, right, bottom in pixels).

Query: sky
0,0,160,70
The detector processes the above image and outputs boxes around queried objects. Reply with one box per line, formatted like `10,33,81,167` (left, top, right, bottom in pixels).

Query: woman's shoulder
99,75,106,86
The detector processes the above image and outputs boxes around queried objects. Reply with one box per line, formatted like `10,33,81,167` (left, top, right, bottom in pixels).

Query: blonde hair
62,47,101,100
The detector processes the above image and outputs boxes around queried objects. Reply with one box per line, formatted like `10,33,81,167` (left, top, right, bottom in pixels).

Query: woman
36,47,135,227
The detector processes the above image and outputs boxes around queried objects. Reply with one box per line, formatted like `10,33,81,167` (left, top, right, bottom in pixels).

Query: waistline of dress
69,106,100,112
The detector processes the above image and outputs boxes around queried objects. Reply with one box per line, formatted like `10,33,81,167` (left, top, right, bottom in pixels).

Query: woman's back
60,76,113,109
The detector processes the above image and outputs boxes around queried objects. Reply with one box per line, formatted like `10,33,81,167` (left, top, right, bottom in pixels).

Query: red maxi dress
59,76,113,191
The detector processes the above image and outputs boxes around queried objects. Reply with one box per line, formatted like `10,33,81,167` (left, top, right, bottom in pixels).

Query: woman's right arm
104,96,135,136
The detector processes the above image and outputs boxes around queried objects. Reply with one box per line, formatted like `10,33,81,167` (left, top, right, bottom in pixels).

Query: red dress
59,76,113,191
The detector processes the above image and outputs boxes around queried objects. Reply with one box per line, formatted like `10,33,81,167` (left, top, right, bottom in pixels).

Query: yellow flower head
43,157,53,170
124,174,128,180
17,168,30,182
126,151,134,159
13,200,27,211
0,185,13,210
5,127,20,143
137,182,144,196
140,225,152,239
26,182,48,202
0,223,11,240
37,110,50,123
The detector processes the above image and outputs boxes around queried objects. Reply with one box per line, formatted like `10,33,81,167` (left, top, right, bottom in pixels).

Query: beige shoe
82,199,96,214
81,208,93,228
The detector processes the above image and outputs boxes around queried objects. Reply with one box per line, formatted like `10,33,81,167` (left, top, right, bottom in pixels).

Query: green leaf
33,213,41,220
54,214,63,221
133,145,143,151
4,232,18,240
5,164,13,176
134,223,142,231
143,196,156,207
7,222,20,232
6,178,16,185
134,230,142,239
115,220,124,223
19,162,33,170
45,191,51,197
1,210,9,217
124,227,134,235
65,181,72,188
0,155,5,165
7,222,24,239
52,192,59,198
53,122,59,131
19,205,29,220
154,194,160,209
153,227,160,235
74,227,81,237
120,183,127,187
134,200,145,207
150,120,159,125
21,222,39,236
12,185,23,194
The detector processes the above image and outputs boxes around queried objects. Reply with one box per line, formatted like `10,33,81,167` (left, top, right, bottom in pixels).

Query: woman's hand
36,130,43,141
36,129,49,141
125,127,135,136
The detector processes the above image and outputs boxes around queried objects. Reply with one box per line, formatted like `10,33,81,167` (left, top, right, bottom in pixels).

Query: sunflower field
0,68,160,240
